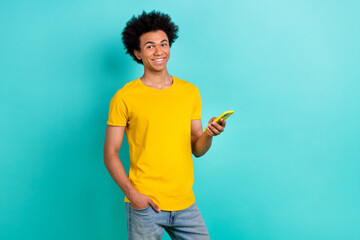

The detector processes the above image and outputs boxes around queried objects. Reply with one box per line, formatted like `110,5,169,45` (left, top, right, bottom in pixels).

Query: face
134,30,170,72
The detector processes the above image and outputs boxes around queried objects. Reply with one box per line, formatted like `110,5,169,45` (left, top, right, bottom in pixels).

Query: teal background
1,0,359,239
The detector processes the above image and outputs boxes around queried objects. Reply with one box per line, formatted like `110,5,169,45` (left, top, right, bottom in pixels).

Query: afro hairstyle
122,10,179,64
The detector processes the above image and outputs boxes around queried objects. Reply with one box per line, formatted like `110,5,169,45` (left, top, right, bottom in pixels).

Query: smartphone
204,110,234,132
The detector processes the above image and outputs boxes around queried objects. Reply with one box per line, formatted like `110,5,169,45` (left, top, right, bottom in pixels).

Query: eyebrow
144,39,168,46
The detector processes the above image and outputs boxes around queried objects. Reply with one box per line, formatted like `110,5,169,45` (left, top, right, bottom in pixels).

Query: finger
209,122,221,134
208,124,220,135
208,117,216,124
211,122,224,132
148,199,161,212
217,119,226,128
220,118,226,127
206,126,215,136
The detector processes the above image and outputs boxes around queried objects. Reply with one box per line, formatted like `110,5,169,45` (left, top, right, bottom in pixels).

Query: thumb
148,198,161,212
208,117,216,124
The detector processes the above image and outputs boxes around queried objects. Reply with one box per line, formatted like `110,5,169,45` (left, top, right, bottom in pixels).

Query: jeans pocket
130,204,150,211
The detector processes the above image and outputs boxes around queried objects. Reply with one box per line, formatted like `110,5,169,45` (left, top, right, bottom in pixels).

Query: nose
154,45,162,55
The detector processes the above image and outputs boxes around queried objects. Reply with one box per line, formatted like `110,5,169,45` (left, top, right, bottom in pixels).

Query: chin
151,65,167,72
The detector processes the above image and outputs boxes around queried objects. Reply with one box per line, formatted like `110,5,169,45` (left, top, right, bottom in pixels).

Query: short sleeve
107,91,129,126
191,86,202,120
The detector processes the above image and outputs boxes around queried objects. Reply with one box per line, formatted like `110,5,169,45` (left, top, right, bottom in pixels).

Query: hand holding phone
204,110,234,132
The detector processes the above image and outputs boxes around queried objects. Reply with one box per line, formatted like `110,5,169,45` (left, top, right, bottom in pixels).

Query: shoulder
174,76,200,92
112,79,139,99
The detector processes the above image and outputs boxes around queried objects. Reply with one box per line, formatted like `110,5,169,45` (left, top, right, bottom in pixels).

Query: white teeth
153,58,164,62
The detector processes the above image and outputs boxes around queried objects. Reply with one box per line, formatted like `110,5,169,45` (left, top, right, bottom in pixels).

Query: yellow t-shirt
107,76,201,211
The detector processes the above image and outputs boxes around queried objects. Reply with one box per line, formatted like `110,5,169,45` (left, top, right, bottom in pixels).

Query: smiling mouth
152,57,166,63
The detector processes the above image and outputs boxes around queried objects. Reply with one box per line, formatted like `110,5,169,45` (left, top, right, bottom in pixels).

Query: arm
191,118,226,158
103,125,160,211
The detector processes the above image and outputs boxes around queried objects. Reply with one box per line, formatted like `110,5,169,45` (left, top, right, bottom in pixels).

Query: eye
147,45,153,49
161,43,168,47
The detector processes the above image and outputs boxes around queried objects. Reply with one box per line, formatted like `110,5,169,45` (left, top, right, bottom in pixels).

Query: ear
134,49,141,60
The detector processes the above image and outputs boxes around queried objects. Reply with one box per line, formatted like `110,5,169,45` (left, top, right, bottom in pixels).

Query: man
103,11,226,239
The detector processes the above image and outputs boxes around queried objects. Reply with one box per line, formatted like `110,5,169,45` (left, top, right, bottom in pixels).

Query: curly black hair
122,10,179,64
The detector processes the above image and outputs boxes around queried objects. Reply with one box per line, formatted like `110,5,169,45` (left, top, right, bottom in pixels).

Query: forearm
104,154,137,200
192,131,213,158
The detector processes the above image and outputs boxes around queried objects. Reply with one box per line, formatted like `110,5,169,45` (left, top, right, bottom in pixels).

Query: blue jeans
125,201,210,240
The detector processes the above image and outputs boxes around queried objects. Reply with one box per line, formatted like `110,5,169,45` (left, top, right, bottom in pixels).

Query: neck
141,68,173,88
